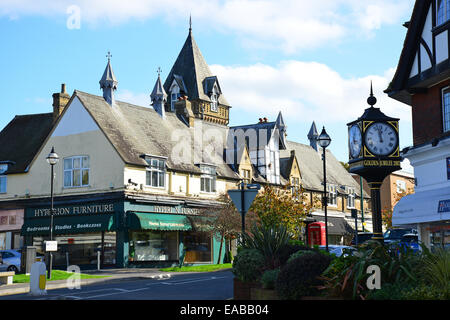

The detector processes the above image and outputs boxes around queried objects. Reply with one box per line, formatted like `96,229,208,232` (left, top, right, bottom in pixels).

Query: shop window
0,164,7,193
327,184,337,206
347,187,355,209
200,165,216,193
183,231,212,263
145,158,166,188
64,156,89,188
129,231,178,261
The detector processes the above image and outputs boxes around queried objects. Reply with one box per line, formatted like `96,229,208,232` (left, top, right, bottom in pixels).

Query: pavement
0,267,205,297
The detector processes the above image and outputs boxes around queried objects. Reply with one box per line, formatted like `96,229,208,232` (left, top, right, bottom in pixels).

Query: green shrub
275,252,332,299
402,284,448,300
366,282,412,300
421,247,450,297
261,269,280,289
232,248,265,282
241,224,290,269
277,244,312,266
286,250,316,264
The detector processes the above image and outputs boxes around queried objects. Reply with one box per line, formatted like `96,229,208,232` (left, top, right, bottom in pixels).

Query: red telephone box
308,222,326,246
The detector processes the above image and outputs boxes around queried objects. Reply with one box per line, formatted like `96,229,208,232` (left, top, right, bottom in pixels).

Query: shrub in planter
261,268,280,289
276,252,332,299
277,244,312,266
232,248,265,282
286,250,316,264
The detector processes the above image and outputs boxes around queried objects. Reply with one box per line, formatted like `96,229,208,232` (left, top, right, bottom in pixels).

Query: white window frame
63,156,90,188
347,187,355,209
200,165,216,193
241,169,251,184
442,86,450,132
437,0,450,26
145,158,166,188
327,184,337,207
0,164,7,193
210,85,218,112
170,83,180,112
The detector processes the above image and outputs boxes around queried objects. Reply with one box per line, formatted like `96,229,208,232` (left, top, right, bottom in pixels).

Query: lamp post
317,127,331,252
46,147,59,279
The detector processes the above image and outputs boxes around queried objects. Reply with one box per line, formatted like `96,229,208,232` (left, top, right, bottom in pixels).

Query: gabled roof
280,141,369,198
0,113,54,174
385,0,432,105
74,90,239,180
163,30,230,107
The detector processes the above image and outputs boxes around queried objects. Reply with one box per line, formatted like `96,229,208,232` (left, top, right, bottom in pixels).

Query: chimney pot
61,83,66,94
264,117,268,122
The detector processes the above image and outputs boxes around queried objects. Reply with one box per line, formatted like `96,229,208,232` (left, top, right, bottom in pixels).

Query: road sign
45,241,58,252
227,189,258,214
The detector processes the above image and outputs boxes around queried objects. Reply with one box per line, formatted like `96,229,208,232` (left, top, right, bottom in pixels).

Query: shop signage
30,203,115,218
438,199,450,213
152,205,202,215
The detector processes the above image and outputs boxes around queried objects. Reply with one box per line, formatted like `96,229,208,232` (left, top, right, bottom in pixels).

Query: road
0,270,234,300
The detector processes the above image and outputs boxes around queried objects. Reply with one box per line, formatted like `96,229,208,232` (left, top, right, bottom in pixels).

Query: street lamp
46,146,59,279
317,127,331,252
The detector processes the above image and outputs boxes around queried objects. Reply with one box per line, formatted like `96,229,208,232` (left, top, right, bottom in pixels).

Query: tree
189,193,258,264
381,183,414,228
248,184,312,239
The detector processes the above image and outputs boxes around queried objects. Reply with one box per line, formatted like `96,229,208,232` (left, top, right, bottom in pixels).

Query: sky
0,0,415,172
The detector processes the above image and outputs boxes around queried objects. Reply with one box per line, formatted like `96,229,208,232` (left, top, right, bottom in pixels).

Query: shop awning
393,188,450,226
21,214,116,236
311,215,354,235
127,212,192,231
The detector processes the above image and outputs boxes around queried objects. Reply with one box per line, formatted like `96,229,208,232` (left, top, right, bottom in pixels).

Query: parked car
319,245,356,257
383,228,418,244
0,250,21,272
351,232,374,245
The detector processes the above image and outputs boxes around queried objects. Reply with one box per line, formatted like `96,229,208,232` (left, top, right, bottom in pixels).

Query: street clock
346,84,401,243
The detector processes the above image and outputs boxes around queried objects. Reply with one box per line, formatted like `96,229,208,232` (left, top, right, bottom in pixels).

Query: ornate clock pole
347,84,401,243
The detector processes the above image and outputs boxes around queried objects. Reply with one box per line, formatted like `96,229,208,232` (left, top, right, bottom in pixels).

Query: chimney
263,117,268,123
52,83,70,121
174,98,195,127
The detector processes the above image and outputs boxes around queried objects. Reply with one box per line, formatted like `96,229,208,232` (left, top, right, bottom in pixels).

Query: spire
308,121,319,151
367,80,377,107
151,67,168,118
189,14,192,33
99,51,118,106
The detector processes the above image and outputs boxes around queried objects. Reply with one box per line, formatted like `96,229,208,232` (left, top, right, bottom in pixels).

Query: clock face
349,124,362,158
364,122,398,156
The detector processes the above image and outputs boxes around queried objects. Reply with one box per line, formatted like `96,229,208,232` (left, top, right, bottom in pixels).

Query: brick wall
410,78,450,145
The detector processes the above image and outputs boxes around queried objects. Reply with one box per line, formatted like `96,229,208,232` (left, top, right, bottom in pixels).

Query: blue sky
0,0,414,171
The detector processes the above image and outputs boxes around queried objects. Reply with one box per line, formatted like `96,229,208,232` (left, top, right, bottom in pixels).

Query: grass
13,270,110,283
160,263,232,272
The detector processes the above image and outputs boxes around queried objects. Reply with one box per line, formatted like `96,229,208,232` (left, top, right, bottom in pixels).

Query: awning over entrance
127,212,192,231
393,188,450,226
21,214,116,236
311,215,354,235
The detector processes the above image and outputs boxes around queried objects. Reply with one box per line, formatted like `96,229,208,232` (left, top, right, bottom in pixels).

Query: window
145,158,166,188
327,184,337,206
241,169,251,184
210,93,218,112
170,84,180,111
0,164,7,193
437,0,450,26
129,231,177,261
64,156,89,188
396,180,406,193
200,165,216,193
347,187,355,209
442,87,450,132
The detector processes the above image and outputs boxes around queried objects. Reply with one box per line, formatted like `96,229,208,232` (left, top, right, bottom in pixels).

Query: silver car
0,250,21,272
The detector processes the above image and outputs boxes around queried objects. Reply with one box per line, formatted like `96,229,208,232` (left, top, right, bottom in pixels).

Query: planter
251,287,279,300
301,296,344,300
233,278,260,300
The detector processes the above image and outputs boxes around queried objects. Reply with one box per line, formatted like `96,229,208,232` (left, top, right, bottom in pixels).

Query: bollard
29,262,47,296
97,251,101,271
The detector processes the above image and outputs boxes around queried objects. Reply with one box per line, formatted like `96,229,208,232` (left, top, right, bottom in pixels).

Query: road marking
159,276,228,285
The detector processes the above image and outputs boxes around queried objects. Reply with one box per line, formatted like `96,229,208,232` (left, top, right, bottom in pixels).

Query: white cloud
210,61,411,125
0,0,412,53
116,89,149,107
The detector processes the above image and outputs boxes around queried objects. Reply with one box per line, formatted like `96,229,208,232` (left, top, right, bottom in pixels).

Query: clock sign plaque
347,84,401,242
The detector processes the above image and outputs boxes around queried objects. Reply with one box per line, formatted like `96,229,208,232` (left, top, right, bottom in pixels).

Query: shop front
123,201,224,268
21,201,119,269
0,209,24,250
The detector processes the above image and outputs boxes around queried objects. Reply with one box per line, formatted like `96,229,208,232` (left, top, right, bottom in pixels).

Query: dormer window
170,82,181,112
0,164,7,193
347,187,355,209
200,165,216,193
145,157,166,188
437,0,450,26
210,85,218,112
